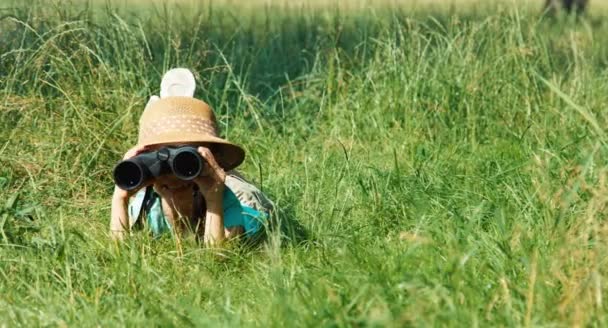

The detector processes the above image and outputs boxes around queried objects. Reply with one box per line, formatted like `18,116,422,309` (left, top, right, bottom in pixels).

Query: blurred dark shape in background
544,0,589,15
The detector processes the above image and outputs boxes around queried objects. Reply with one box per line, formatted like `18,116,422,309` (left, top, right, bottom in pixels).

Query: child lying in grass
110,68,273,245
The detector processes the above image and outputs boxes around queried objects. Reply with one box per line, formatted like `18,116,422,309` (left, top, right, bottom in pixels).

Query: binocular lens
113,146,204,190
113,161,144,191
172,151,202,180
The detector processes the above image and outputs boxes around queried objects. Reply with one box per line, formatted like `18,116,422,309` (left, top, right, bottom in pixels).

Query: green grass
1,0,608,326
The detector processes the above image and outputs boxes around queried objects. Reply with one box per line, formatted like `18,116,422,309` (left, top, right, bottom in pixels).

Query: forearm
203,200,225,246
110,195,130,239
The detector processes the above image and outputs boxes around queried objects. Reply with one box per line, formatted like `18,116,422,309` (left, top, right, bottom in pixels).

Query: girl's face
147,142,210,196
154,174,193,194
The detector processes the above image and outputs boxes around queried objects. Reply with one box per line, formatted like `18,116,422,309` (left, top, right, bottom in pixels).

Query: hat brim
138,133,245,171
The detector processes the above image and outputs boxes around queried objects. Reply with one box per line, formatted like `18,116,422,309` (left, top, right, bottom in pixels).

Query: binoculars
113,146,205,191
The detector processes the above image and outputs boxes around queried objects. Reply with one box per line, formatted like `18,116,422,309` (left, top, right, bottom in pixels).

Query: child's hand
112,145,150,201
194,146,226,203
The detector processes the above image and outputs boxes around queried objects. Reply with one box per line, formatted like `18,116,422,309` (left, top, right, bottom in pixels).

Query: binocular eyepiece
113,146,205,191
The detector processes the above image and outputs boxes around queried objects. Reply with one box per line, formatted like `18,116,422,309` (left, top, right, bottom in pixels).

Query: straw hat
137,69,245,171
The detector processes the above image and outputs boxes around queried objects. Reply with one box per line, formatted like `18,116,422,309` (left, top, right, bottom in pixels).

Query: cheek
155,175,180,185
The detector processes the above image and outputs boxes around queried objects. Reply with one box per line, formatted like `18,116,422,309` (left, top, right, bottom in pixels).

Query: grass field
1,0,608,326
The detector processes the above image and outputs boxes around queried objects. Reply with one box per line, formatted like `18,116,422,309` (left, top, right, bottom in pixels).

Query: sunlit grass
1,0,608,326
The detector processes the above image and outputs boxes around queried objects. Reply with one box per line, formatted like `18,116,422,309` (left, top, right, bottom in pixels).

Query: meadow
1,0,608,326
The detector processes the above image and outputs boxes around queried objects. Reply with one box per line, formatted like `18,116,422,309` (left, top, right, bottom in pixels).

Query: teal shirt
128,187,268,237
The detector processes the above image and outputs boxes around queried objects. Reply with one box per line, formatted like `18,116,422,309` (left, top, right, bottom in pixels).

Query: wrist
204,193,224,212
200,183,225,198
204,193,224,204
110,229,127,241
112,192,130,204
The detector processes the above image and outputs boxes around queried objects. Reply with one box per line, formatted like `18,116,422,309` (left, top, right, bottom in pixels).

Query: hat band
139,115,218,141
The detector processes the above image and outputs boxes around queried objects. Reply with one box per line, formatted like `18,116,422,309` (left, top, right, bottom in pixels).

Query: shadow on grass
239,201,310,252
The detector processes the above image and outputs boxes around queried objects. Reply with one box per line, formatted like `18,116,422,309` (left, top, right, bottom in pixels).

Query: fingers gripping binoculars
113,146,205,191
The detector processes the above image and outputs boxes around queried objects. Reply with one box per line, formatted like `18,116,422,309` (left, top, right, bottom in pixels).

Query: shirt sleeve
240,204,268,236
128,189,171,236
222,187,245,229
222,187,268,236
127,189,147,228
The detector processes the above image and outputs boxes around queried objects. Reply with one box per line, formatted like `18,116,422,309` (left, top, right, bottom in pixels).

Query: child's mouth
161,183,190,192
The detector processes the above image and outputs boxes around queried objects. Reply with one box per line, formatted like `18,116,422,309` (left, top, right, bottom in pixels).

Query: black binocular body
113,146,205,191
